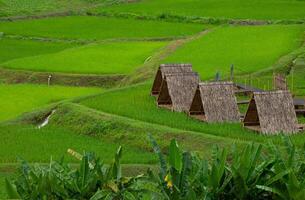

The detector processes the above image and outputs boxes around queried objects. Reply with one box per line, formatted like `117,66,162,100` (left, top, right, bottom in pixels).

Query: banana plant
148,135,232,200
6,147,149,200
148,135,195,199
256,137,305,200
229,143,274,199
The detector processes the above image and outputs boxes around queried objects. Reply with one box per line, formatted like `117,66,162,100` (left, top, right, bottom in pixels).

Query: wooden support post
48,75,52,86
230,64,234,81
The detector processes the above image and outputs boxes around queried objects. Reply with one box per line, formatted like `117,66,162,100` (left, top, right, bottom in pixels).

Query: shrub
6,136,305,199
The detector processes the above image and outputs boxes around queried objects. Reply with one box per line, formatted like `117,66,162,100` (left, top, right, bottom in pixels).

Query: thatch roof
151,63,193,96
189,82,240,123
157,72,199,112
243,90,298,134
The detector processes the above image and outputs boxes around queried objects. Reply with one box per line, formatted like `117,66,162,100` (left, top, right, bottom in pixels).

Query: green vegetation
0,16,204,40
5,146,150,199
233,46,305,96
0,84,101,121
0,0,96,17
79,82,305,145
2,41,167,74
37,102,245,156
165,25,305,79
1,0,305,198
6,137,305,199
0,124,155,164
98,0,305,21
80,83,246,139
0,38,77,63
0,172,11,198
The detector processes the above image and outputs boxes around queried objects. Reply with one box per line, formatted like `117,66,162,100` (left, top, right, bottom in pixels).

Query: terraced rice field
79,82,305,145
98,0,305,20
0,38,77,63
0,84,101,121
0,16,205,40
165,25,305,79
0,0,95,17
1,41,168,74
0,0,304,198
0,124,155,163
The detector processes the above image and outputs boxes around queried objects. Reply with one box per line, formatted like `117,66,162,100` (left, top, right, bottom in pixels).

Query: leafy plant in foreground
5,147,148,200
148,135,305,200
256,137,305,199
6,136,305,199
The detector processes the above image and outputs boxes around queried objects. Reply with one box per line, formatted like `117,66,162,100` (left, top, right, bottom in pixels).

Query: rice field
98,0,305,20
165,25,305,80
0,122,156,198
0,16,205,40
0,38,77,63
0,84,101,121
0,124,156,163
79,82,305,145
0,1,305,198
0,0,94,17
2,41,168,74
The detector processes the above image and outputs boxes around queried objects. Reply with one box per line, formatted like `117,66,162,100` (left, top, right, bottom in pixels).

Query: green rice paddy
0,1,305,198
0,0,94,17
0,124,156,163
165,25,305,79
98,0,305,20
79,82,305,145
2,41,167,74
0,38,77,63
0,84,101,121
0,16,205,40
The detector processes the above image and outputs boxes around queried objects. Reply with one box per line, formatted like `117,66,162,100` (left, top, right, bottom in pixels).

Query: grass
0,0,96,17
2,41,168,74
165,25,305,80
0,123,156,164
0,16,205,40
233,47,305,96
0,171,11,198
287,52,305,95
79,82,305,145
0,83,101,121
46,102,242,154
0,38,77,64
97,0,305,21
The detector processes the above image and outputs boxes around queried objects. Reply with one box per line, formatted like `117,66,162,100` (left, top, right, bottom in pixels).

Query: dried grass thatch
157,72,199,112
151,63,193,96
243,90,299,134
189,82,240,123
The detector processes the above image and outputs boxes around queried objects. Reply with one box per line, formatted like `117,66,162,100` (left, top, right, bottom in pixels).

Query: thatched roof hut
157,72,199,112
189,82,240,123
243,90,299,134
151,63,193,96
